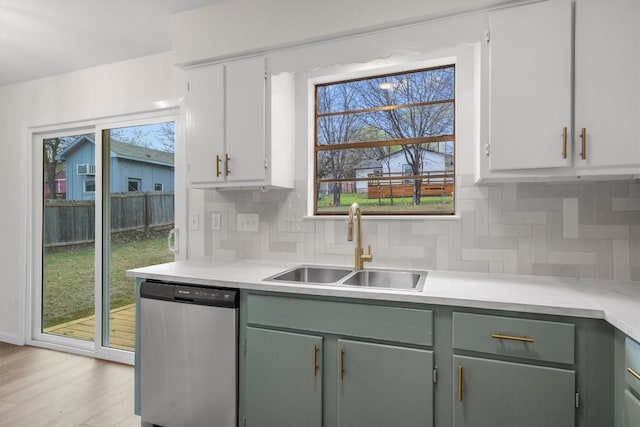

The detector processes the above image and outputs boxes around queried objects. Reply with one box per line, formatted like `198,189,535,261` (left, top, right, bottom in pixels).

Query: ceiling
0,0,225,87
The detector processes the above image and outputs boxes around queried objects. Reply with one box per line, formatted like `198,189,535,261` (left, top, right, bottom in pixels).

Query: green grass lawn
317,193,454,213
43,235,173,329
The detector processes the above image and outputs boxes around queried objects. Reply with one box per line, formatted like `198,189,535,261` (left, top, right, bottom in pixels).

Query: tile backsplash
201,175,640,283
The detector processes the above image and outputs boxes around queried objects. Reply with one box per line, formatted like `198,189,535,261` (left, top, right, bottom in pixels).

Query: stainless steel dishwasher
139,280,238,427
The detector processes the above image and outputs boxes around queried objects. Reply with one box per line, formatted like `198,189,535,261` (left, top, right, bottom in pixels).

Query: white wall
171,0,511,66
0,52,184,343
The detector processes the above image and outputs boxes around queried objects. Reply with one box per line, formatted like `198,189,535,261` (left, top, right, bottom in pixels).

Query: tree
316,84,362,207
358,67,454,205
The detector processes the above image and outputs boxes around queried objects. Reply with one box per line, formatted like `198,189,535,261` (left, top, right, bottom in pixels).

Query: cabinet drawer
626,337,640,395
452,312,574,364
247,294,433,346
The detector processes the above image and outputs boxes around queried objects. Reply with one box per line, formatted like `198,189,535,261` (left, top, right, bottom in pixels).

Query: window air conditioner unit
77,164,96,175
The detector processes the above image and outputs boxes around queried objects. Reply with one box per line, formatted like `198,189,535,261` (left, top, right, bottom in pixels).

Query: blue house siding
111,157,174,193
63,139,97,200
58,135,174,201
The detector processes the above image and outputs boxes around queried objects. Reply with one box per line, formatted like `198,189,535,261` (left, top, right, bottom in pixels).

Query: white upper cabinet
185,57,294,189
488,0,572,171
574,0,640,170
185,63,225,184
478,0,640,182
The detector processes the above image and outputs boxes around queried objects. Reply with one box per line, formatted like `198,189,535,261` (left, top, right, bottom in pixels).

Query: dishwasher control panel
141,280,238,308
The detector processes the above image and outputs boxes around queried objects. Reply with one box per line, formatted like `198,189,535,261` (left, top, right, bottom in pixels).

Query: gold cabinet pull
628,367,640,381
313,345,318,377
216,154,222,177
561,127,568,159
491,333,534,343
339,347,344,380
224,153,231,176
579,127,587,160
458,365,463,401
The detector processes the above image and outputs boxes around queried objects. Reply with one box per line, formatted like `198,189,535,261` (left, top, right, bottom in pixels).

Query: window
84,176,95,192
128,178,141,192
154,183,163,191
314,65,455,215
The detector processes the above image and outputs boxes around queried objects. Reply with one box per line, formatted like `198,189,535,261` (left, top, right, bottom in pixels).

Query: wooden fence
44,192,174,247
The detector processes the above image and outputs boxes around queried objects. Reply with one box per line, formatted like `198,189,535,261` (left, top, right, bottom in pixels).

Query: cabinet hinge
264,71,269,80
575,392,580,409
484,142,490,156
484,30,490,43
244,339,247,355
187,82,190,92
264,158,269,169
433,368,438,384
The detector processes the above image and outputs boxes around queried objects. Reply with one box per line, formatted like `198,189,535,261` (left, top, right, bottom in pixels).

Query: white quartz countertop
127,258,640,343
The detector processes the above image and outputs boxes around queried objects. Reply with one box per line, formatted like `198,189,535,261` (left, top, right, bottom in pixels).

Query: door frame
25,102,184,364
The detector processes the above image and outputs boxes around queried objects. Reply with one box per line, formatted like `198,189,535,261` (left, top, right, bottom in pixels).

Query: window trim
312,64,456,216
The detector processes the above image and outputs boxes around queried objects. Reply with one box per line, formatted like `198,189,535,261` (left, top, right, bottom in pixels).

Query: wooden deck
43,304,136,352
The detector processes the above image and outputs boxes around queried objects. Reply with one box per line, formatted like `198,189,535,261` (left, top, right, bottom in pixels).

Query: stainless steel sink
267,266,352,284
342,269,426,291
265,265,427,291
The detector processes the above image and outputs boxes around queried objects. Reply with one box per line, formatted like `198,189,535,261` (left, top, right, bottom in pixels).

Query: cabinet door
624,389,640,427
226,57,267,182
574,0,640,169
185,64,225,183
245,327,322,427
337,339,434,427
454,355,575,427
489,0,572,171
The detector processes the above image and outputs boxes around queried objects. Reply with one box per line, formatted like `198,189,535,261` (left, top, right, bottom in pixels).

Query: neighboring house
56,135,174,200
355,149,453,193
43,170,67,199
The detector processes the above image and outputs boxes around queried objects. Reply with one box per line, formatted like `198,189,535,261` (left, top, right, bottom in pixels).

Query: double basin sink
265,265,427,292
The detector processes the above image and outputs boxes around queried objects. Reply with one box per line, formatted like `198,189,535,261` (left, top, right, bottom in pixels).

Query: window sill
303,214,461,221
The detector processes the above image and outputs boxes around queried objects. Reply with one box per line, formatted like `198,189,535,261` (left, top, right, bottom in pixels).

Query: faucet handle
362,245,373,263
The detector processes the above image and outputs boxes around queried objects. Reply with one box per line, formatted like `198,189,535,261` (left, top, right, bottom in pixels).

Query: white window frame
25,102,184,365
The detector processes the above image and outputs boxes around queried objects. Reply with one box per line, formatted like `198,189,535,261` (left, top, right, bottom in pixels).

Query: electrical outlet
237,213,259,232
188,212,199,231
211,213,221,231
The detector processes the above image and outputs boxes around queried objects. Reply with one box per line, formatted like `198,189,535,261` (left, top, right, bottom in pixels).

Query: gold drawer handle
339,347,344,380
313,345,318,377
561,127,568,159
458,365,463,402
491,333,534,343
628,367,640,381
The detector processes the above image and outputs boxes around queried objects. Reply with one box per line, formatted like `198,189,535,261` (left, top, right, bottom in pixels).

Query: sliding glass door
34,113,179,360
101,122,175,351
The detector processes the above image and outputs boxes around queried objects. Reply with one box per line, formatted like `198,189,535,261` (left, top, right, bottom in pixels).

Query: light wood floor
44,304,136,352
0,342,139,426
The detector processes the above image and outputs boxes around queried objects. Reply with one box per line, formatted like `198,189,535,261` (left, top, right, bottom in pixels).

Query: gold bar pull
579,127,587,160
628,367,640,381
491,333,534,343
216,155,222,177
224,153,231,176
561,127,568,159
313,345,318,377
339,347,344,380
458,365,463,401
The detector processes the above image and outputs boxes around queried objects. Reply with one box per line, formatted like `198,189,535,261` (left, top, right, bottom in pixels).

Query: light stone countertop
127,258,640,343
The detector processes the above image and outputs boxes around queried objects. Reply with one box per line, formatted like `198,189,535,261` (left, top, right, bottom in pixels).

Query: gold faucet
347,203,373,271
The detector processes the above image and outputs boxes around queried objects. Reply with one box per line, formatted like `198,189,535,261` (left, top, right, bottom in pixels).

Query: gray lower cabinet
624,390,640,427
337,339,433,427
245,327,323,427
453,355,575,427
242,293,434,427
